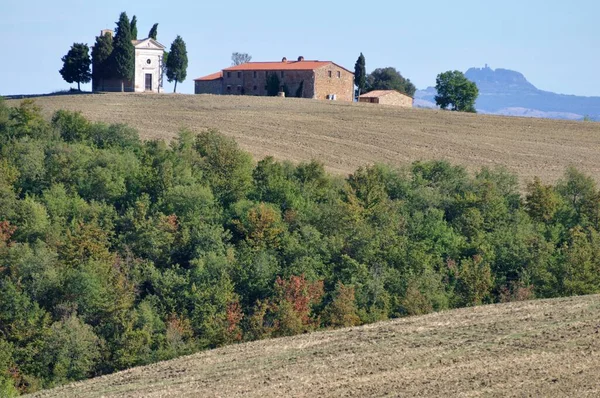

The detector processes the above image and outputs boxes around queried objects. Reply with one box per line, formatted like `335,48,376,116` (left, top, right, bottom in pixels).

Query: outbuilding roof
359,90,412,99
194,71,223,81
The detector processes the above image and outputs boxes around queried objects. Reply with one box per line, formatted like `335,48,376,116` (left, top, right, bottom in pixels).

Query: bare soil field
29,294,600,397
9,93,600,185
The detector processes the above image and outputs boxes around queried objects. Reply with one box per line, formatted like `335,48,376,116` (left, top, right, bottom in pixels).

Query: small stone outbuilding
194,56,354,102
359,90,413,107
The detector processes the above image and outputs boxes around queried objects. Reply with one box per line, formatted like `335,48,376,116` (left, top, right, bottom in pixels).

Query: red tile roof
222,60,353,74
194,71,223,81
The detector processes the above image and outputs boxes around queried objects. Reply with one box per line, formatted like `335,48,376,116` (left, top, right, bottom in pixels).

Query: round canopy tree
366,67,415,97
434,70,479,112
59,43,92,91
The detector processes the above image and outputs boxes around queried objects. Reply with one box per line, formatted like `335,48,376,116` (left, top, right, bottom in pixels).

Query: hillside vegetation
2,98,600,395
9,93,600,185
30,295,600,397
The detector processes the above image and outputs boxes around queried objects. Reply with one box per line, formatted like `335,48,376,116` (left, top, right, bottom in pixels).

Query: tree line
59,12,188,93
2,98,600,395
353,53,478,112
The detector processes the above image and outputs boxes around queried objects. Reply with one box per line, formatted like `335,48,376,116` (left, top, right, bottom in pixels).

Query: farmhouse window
237,85,242,91
328,71,332,78
281,71,284,78
253,71,257,78
253,85,257,90
227,72,231,78
237,72,242,78
227,85,231,92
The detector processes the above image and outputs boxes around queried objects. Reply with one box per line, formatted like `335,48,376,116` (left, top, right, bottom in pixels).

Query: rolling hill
8,93,600,186
28,294,600,397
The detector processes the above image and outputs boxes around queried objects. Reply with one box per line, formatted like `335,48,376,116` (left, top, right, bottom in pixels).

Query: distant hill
415,66,600,120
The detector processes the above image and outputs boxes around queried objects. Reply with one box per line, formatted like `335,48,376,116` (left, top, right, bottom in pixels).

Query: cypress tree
111,12,135,92
130,15,138,40
59,43,92,91
148,23,158,40
354,53,366,98
166,35,188,93
91,33,113,91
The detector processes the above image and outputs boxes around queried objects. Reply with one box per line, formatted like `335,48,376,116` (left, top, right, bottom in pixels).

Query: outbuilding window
328,71,332,78
337,71,341,78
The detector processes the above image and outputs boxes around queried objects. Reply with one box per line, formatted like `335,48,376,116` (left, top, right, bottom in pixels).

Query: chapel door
145,74,153,91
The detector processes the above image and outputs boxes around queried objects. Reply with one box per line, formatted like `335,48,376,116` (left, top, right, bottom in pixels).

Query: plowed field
10,93,600,184
28,295,600,397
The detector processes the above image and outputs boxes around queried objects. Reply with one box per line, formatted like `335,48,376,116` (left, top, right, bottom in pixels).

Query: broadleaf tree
354,53,366,98
91,32,113,91
166,35,188,93
59,43,92,91
231,52,252,66
111,11,135,92
366,67,416,97
434,70,479,112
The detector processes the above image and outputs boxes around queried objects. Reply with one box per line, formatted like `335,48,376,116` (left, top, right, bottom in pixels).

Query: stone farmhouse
359,90,413,108
194,56,354,102
92,29,166,93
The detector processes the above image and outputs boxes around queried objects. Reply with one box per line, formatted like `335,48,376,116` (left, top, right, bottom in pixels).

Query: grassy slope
9,93,600,185
29,295,600,397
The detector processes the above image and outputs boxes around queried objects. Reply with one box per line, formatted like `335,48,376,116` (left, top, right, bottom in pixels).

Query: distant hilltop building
359,90,413,108
92,30,166,93
194,56,354,101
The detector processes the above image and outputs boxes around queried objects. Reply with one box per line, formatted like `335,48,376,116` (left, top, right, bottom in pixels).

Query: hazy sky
1,0,598,96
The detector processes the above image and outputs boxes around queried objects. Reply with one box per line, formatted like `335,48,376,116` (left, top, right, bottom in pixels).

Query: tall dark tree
148,23,158,40
166,35,188,93
366,67,416,97
266,73,281,96
231,52,252,66
354,53,366,98
91,32,113,91
434,70,479,112
111,12,135,92
130,15,138,40
59,43,92,91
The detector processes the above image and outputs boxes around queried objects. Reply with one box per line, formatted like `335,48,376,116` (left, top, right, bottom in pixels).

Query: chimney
282,57,287,63
297,56,305,62
100,29,113,38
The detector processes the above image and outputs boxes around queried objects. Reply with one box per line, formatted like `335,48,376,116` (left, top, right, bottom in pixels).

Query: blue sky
1,0,599,96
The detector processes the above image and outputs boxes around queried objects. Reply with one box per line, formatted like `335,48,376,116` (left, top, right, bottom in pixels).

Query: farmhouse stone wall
200,62,354,101
195,79,222,94
313,64,354,102
220,69,316,98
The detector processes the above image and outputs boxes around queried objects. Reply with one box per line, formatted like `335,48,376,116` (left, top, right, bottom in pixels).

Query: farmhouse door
145,74,153,91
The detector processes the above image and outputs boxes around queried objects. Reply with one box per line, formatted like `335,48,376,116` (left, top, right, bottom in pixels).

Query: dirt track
10,93,600,184
28,295,600,397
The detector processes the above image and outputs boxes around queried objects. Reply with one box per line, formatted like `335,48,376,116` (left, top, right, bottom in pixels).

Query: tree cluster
2,98,600,395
